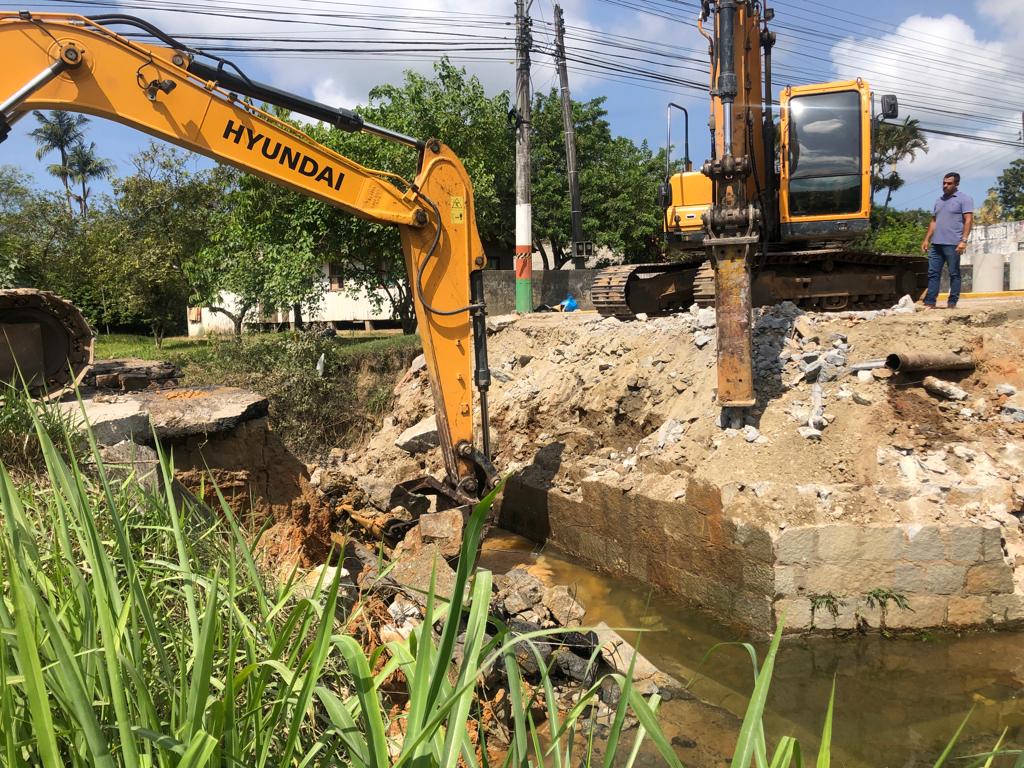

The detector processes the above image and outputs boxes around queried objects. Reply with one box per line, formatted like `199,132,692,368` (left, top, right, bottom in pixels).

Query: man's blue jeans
925,244,961,306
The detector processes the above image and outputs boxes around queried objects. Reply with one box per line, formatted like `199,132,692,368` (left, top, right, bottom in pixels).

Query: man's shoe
946,303,957,309
923,304,937,310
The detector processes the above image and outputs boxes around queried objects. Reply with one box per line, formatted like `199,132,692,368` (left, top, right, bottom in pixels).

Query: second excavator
592,0,927,406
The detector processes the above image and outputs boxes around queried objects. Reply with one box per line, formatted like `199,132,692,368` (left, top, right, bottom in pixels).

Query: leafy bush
858,208,932,255
179,332,419,457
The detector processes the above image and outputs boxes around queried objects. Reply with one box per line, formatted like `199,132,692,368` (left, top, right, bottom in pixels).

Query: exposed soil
347,299,1024,542
169,416,343,572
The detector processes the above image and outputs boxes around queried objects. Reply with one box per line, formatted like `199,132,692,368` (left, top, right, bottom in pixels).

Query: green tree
29,110,90,213
189,168,326,337
872,117,928,209
976,188,1005,225
995,158,1024,220
862,207,931,254
67,141,113,215
0,165,34,286
530,89,663,268
111,143,231,342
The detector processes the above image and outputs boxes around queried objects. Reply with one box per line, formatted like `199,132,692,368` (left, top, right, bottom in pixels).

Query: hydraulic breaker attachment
711,240,756,406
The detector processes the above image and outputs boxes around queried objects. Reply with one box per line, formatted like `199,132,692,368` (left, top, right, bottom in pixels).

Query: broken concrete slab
398,508,464,560
496,565,546,617
59,398,152,445
395,415,440,454
133,387,269,440
543,584,586,626
85,358,179,390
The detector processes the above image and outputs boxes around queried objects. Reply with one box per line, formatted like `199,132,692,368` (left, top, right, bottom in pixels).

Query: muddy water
480,530,1024,768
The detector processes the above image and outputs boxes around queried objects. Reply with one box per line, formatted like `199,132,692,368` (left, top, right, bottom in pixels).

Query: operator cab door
779,79,872,242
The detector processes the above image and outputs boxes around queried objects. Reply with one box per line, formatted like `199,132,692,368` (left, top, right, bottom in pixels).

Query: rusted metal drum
0,289,94,398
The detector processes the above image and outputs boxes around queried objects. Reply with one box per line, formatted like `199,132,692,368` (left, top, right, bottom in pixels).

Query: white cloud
128,0,603,111
829,13,1022,201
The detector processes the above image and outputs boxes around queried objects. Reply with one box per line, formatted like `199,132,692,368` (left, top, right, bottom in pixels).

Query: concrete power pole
514,0,533,312
554,4,589,269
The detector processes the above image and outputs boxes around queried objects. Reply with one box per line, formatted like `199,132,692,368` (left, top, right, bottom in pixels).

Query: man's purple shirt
932,189,973,245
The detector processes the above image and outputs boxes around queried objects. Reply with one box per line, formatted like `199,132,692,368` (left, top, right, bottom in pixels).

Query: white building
187,262,396,336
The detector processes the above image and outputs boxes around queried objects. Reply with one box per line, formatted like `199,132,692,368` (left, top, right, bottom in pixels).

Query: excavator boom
0,11,497,503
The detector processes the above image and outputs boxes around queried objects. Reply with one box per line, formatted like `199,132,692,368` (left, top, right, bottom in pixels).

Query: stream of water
480,530,1024,767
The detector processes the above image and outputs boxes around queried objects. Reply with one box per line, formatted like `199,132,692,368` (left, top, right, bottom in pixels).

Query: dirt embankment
349,301,1024,560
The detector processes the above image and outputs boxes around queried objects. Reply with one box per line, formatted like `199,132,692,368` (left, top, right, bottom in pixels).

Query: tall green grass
0,400,1010,767
0,403,676,766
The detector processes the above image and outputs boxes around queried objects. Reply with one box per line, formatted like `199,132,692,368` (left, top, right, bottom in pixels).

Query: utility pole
554,4,589,268
514,0,533,312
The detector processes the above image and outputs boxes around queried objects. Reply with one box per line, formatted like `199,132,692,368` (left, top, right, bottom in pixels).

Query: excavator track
591,258,704,318
594,250,928,318
0,289,94,398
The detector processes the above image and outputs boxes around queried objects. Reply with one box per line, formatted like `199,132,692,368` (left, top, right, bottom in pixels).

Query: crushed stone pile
347,299,1024,578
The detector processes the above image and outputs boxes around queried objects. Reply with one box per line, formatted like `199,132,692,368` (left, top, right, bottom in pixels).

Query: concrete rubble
349,298,1024,635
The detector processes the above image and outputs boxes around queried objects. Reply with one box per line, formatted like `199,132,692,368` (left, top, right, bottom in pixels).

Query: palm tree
872,117,928,209
29,110,90,213
66,141,113,215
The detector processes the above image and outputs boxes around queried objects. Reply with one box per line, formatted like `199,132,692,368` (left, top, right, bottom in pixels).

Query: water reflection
480,530,1024,767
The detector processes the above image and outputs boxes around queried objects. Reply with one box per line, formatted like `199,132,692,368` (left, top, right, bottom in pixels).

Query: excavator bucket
0,289,93,398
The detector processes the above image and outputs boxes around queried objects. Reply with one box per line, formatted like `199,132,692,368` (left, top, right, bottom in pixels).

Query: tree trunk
292,302,304,331
534,239,551,270
59,148,74,215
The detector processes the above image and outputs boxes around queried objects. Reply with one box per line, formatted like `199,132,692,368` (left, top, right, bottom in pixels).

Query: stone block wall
499,475,775,631
498,475,1024,636
774,523,1024,632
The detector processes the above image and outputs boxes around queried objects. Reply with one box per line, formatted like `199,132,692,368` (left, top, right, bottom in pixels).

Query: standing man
921,172,973,309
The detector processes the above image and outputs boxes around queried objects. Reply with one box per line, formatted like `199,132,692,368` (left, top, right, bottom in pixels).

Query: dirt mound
353,301,1024,541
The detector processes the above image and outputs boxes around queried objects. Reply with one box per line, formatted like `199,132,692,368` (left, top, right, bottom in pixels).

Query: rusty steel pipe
884,352,974,374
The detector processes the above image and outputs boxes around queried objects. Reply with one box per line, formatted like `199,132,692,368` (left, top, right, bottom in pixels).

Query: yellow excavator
0,10,498,507
592,0,927,406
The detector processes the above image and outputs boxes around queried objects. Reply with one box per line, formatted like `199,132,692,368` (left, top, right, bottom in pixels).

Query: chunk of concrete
487,314,518,333
135,386,268,439
543,584,585,626
922,376,968,402
496,566,546,616
395,416,440,454
59,398,152,445
390,544,457,605
99,440,160,491
593,622,660,682
416,508,464,559
696,307,716,329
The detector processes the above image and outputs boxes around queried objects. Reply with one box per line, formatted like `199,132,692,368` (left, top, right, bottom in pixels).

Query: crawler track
594,250,929,318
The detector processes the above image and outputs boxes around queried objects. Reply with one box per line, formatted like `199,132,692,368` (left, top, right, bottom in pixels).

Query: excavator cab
779,79,874,242
660,102,712,255
663,171,712,253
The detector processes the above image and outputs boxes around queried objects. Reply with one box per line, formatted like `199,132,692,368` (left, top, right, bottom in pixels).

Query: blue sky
3,0,1022,212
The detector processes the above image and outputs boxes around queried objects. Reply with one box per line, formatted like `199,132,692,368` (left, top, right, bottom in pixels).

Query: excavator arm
0,11,497,504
